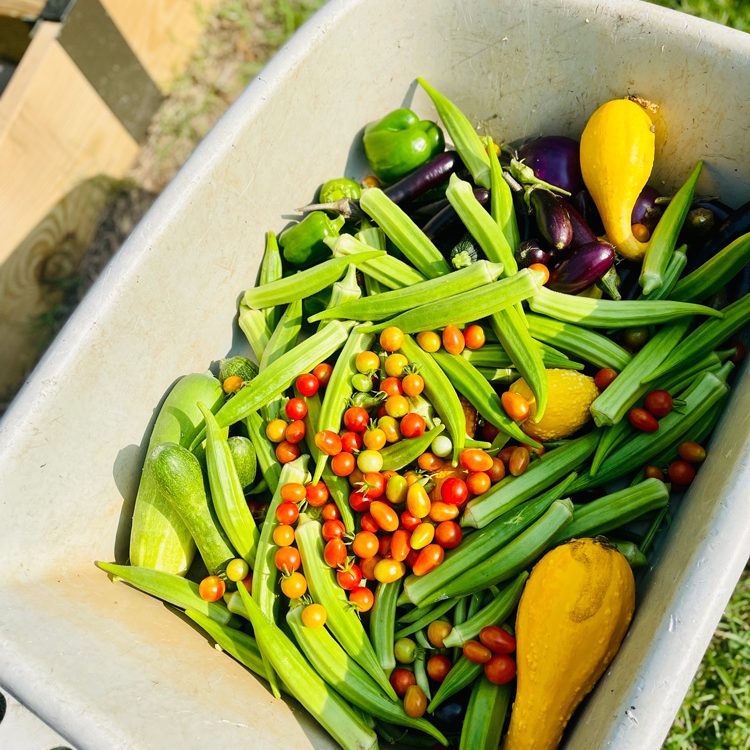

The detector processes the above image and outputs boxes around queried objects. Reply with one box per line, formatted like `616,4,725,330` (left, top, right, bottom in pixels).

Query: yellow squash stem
580,98,655,261
502,538,635,750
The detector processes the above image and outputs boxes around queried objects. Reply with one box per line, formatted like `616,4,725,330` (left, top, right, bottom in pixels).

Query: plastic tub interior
1,1,749,748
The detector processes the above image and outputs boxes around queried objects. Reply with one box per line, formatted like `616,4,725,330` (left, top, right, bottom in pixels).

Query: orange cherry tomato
321,502,340,521
276,440,301,464
460,448,493,472
198,575,225,602
349,586,375,612
403,685,427,718
360,554,381,581
417,452,443,472
426,654,452,682
427,620,452,648
411,544,444,576
379,326,405,353
466,470,491,495
315,430,343,455
385,394,409,418
400,413,426,438
324,538,347,568
390,529,412,562
284,419,306,444
632,222,651,242
312,362,333,388
363,427,387,451
678,441,706,464
281,482,306,503
359,511,379,533
273,524,295,547
416,331,441,353
442,324,465,355
428,501,460,523
306,481,329,507
501,391,531,421
356,350,380,374
274,546,301,573
352,531,379,559
275,501,299,524
435,520,462,550
301,602,327,628
463,324,486,350
331,451,355,476
370,500,400,532
402,373,425,397
381,377,403,397
463,639,492,664
488,456,506,483
280,571,307,599
508,446,530,476
321,519,345,542
644,465,665,481
374,558,406,584
528,262,550,284
222,375,244,394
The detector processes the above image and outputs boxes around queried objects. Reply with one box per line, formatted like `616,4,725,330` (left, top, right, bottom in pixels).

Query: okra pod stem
529,285,722,328
462,432,599,529
642,245,687,301
238,303,273,362
476,367,518,385
640,161,703,295
309,260,504,323
460,680,512,750
359,188,452,278
442,572,527,648
360,269,541,334
318,263,362,330
445,174,517,273
243,251,380,309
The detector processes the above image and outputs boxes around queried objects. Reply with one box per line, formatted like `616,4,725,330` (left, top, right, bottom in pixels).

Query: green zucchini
129,372,223,575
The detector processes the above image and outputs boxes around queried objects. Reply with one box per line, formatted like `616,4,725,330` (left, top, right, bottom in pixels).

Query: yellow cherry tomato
407,483,431,519
410,522,435,550
416,331,441,353
385,394,409,418
363,427,387,450
280,571,307,599
385,353,409,377
374,558,406,584
357,449,384,473
356,350,380,374
380,326,405,352
378,415,401,443
265,418,288,443
386,474,408,504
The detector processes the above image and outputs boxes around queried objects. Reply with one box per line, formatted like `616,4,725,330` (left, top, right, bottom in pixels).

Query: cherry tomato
441,477,469,506
427,620,453,648
390,529,412,562
632,222,651,242
349,490,371,513
360,554,381,581
508,446,530,477
276,501,299,524
337,564,363,590
280,571,307,599
281,482,306,503
442,324,465,355
285,397,308,420
352,531,379,559
435,520,462,550
498,446,516,468
400,412,426,438
528,262,550,284
370,500,400,532
313,362,333,388
402,373,425,397
678,441,706,464
412,544,444,576
488,457,506,484
644,389,674,418
431,434,453,459
380,326,405,352
407,483,432,518
731,341,746,363
349,586,375,612
501,391,531,421
594,367,618,390
362,471,386,498
463,639,492,664
276,440,300,464
404,549,419,570
481,421,500,442
284,419,306,444
322,519,346,541
324,538,347,568
295,373,319,397
265,418,288,442
416,331,441,353
479,625,516,654
463,324,486,350
344,406,370,433
306,481,329,507
403,685,427,718
385,353,409,377
410,522,435,550
374,558,406,583
321,502,340,522
273,524,295,546
668,459,696,487
623,326,650,350
222,374,244,394
198,575,226,602
348,467,365,487
390,667,416,698
426,654,452,683
340,430,363,453
351,372,373,392
359,511,379,533
628,407,659,433
238,574,253,592
356,350,380,374
363,428,387,451
378,415,401,443
484,654,516,684
275,546,301,573
385,395,409,419
378,534,392,558
301,603,327,628
417,452,443,472
428,501,460,523
383,475,407,506
644,465,665,481
357,449,384,473
460,448,494,472
225,558,249,582
466,471,491,495
331,451,355,477
394,637,417,664
400,510,421,532
315,429,343,455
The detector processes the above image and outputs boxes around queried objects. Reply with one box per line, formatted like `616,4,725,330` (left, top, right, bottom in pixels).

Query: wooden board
101,0,222,91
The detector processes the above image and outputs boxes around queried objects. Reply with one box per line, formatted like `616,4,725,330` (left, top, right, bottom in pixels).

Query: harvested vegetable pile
98,79,750,749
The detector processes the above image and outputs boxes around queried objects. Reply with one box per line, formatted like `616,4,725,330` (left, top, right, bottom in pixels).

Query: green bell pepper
279,211,345,267
362,108,444,184
319,177,361,203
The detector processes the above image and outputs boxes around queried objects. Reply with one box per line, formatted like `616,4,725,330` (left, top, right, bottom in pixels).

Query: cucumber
129,372,223,575
149,443,235,574
219,356,259,382
227,436,256,488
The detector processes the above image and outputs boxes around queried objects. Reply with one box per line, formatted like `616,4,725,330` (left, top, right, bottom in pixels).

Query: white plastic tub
1,1,749,748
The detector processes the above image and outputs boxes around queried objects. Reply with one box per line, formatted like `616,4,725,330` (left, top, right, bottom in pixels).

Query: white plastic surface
0,1,749,749
0,688,75,750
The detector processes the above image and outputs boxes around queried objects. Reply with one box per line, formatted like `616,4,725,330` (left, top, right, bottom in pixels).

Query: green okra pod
359,188,452,278
244,411,281,493
370,580,402,677
640,161,703,295
309,260,504,323
318,263,362,330
242,250,382,309
417,77,490,188
642,245,687,301
238,304,273,362
487,136,520,251
359,269,542,334
427,656,483,713
460,680,512,750
431,351,540,448
395,598,461,639
476,367,518,385
381,424,445,471
529,285,722,328
259,231,283,330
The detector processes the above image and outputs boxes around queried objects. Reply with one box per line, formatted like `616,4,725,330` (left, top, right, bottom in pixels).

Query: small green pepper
362,108,444,184
319,177,361,203
279,211,345,267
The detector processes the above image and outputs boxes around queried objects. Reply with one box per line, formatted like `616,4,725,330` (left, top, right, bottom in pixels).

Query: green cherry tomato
394,637,417,664
351,373,374,392
225,558,250,582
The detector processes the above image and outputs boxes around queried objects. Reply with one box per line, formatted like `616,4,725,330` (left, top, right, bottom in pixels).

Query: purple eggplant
548,241,615,294
410,197,450,224
631,186,663,230
572,189,604,235
516,239,553,269
518,136,583,194
560,198,598,248
529,188,573,251
685,200,750,273
384,150,462,206
694,198,732,224
423,187,489,251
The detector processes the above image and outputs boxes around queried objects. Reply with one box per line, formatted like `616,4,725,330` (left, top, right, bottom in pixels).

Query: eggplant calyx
509,158,572,196
296,198,364,220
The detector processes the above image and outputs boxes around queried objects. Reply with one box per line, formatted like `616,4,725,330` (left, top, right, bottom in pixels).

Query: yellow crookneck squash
502,537,636,750
580,98,655,261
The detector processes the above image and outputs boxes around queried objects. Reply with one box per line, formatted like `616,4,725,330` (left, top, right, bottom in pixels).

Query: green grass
650,0,750,31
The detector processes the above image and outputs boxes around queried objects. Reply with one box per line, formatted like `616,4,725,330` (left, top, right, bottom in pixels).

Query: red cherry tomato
322,519,346,541
341,431,363,453
321,502,340,521
644,389,674,418
285,397,308,420
426,654,452,683
305,481,329,507
336,564,363,590
400,413,426,438
349,490,371,513
594,367,618,390
441,477,469,506
390,529,412,562
678,441,706,464
359,511,379,533
381,377,403,397
668,459,697,487
411,544,444,576
324,538,347,568
644,465,665,481
463,324,486,350
295,373,319,397
479,625,516,654
312,363,333,388
483,654,516,684
435,520,462,550
315,429,343,456
274,546,301,573
360,554,381,581
331,451,355,476
275,501,299,524
628,407,659,432
275,440,300,464
362,471,386,498
400,510,421,532
284,419,306,444
401,373,425,397
349,586,374,612
463,639,492,664
389,667,416,698
378,534,392,558
488,457,506,483
344,406,370,433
